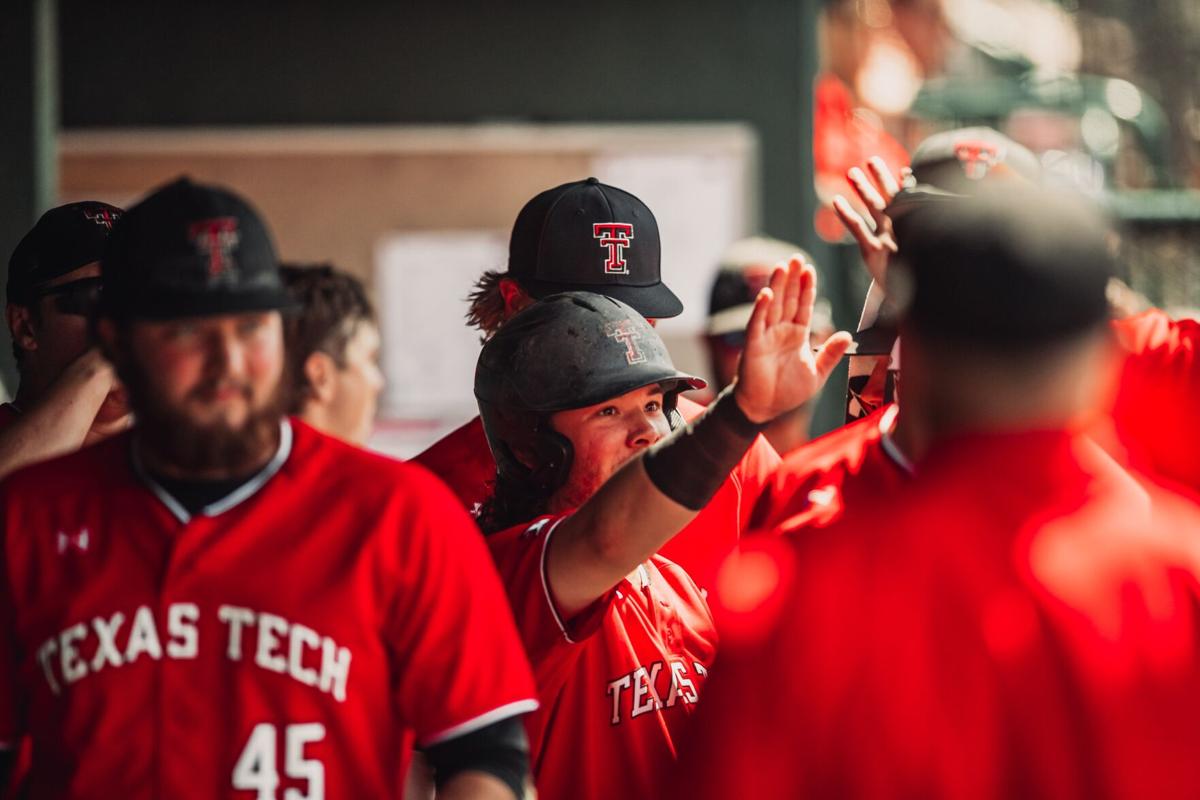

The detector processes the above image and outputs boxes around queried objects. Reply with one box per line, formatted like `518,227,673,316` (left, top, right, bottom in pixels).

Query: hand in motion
832,157,913,286
733,256,853,423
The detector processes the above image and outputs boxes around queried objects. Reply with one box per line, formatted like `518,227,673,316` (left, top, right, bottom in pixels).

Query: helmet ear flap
664,385,686,432
529,423,574,493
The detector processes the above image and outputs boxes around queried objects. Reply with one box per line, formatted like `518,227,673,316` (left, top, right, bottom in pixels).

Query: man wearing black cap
750,127,1040,533
681,186,1200,798
0,178,538,799
415,177,780,591
0,202,131,478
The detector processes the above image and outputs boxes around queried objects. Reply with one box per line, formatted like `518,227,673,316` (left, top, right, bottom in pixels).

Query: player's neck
136,425,282,482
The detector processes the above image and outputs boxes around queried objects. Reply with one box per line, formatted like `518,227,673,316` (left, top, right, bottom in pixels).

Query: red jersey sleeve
487,515,613,693
383,467,538,746
0,530,17,750
731,434,781,527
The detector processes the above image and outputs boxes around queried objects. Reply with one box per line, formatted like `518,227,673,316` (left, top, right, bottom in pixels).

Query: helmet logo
954,141,1004,181
606,319,647,365
593,222,634,275
188,217,240,279
83,208,122,230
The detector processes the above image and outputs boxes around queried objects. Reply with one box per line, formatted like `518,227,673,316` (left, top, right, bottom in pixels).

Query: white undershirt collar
877,405,914,476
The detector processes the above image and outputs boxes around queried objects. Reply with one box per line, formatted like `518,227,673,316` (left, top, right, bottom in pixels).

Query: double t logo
593,223,635,275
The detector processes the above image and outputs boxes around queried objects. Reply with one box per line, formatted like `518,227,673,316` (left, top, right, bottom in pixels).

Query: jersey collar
132,419,294,525
877,405,914,476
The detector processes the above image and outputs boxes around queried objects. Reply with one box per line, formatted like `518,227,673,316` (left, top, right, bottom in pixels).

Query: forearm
436,771,522,800
0,363,110,479
550,388,763,616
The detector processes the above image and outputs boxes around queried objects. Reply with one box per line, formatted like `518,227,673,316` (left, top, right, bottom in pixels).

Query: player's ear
304,351,337,404
7,303,37,353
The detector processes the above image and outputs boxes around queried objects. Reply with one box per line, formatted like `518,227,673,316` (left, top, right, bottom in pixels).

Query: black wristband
642,385,766,511
423,715,529,800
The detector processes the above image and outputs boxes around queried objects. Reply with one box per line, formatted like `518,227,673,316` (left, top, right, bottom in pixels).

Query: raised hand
733,256,853,423
832,157,914,286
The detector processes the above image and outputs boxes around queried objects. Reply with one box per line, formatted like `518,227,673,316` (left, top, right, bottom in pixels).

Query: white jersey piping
132,420,294,525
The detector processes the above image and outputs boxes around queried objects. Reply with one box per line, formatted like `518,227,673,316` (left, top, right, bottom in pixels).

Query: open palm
734,257,852,424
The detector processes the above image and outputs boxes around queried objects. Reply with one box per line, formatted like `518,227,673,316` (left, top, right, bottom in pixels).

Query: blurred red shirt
679,429,1200,800
1110,309,1200,495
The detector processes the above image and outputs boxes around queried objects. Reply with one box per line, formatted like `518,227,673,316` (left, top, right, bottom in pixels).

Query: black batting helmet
475,291,705,497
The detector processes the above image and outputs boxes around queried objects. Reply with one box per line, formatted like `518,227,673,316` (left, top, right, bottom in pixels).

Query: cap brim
524,278,684,320
103,287,300,320
706,303,755,336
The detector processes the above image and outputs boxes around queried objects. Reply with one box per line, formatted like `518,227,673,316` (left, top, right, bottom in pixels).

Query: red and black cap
909,126,1041,194
7,201,124,304
508,178,683,319
100,177,295,320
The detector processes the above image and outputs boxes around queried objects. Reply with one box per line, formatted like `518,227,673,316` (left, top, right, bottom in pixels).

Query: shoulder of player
775,408,889,480
288,420,461,500
0,430,131,497
412,415,487,466
1114,309,1200,360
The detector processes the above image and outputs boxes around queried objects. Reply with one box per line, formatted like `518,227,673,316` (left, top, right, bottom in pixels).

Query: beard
118,356,291,477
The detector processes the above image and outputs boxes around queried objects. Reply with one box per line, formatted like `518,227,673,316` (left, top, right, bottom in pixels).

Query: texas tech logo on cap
83,208,122,230
594,223,634,275
606,319,647,365
188,217,240,279
954,141,1005,181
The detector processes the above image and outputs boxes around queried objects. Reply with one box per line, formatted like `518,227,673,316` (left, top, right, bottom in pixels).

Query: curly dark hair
279,263,375,414
465,269,514,341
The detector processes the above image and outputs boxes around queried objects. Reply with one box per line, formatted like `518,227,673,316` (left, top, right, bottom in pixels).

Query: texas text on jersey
0,419,537,799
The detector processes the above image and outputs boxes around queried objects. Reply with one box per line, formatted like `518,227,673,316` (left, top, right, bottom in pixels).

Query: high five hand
832,157,913,287
732,257,853,424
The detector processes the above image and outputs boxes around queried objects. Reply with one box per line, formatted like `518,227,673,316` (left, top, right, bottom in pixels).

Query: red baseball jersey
750,403,911,533
415,397,780,590
488,513,717,800
680,429,1200,799
0,419,537,800
1110,310,1200,495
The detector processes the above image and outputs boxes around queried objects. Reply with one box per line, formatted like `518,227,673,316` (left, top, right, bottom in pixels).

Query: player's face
123,312,285,430
549,384,671,508
326,320,384,445
10,262,128,421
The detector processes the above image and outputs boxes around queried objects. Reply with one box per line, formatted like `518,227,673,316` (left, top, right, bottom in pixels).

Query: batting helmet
475,291,705,496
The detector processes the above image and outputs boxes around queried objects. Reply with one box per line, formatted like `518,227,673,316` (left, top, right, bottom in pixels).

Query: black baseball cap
909,126,1041,194
889,185,1114,351
8,201,124,304
706,237,807,337
508,178,683,319
851,128,1044,357
101,177,295,320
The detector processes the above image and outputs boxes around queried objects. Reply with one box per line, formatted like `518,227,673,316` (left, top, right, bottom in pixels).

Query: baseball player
475,262,851,800
0,202,131,478
280,264,383,446
679,187,1200,799
702,236,835,454
751,127,1043,533
415,177,780,591
0,178,537,799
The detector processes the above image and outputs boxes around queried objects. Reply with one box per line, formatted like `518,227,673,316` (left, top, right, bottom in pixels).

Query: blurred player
0,178,537,799
476,263,850,800
751,127,1042,532
703,236,834,454
280,264,383,446
415,177,780,590
681,187,1200,799
0,202,131,478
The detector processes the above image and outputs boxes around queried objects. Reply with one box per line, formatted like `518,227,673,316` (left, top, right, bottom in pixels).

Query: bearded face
110,313,290,476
